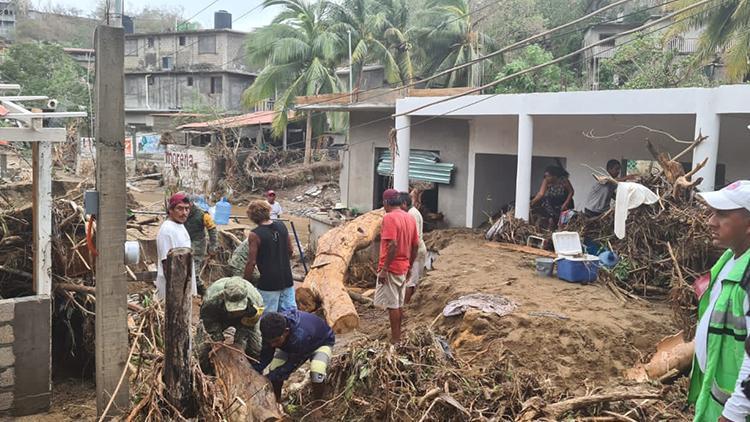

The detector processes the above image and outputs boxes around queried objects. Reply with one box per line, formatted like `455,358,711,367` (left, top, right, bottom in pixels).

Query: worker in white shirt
155,192,198,300
689,180,750,422
267,190,283,220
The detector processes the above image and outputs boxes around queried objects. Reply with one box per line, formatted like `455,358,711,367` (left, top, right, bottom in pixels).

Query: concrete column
514,114,533,221
394,115,411,191
692,106,720,191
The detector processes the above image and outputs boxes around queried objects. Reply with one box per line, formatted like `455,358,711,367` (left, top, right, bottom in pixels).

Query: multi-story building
583,0,707,90
124,11,256,128
0,0,16,43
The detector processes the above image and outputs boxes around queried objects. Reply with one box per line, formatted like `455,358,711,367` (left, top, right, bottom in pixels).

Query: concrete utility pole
94,25,129,418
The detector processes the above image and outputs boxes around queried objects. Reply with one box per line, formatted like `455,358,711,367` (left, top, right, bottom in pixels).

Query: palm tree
242,0,345,137
329,0,409,89
671,0,750,81
413,0,495,87
381,0,415,84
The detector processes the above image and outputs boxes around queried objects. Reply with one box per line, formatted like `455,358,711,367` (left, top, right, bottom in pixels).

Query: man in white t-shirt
689,180,750,422
267,190,283,220
399,191,427,304
155,192,198,300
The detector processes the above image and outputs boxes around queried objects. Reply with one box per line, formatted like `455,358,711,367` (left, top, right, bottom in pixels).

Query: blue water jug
194,195,209,212
214,197,231,225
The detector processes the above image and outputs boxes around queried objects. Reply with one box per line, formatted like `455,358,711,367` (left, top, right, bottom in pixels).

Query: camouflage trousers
194,321,262,374
192,237,207,286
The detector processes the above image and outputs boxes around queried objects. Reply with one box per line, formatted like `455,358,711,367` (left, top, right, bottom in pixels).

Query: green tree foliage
412,0,496,87
0,42,90,110
330,0,412,87
597,35,711,89
15,7,98,48
670,0,750,81
242,0,345,137
493,45,574,93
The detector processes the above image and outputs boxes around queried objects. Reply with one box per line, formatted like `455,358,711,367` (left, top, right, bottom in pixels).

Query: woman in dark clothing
531,166,575,229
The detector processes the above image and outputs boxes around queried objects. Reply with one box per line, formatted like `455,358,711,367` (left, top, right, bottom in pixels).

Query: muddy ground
5,168,689,420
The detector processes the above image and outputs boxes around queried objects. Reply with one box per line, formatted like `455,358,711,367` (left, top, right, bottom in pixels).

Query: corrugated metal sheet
377,151,454,184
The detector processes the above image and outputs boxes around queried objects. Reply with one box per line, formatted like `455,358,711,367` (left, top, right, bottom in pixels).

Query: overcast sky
33,0,280,31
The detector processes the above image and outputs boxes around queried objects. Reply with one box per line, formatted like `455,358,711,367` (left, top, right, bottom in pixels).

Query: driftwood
296,209,385,333
625,331,694,382
516,391,661,421
163,248,195,415
55,282,144,313
211,345,283,422
646,134,707,196
485,242,557,258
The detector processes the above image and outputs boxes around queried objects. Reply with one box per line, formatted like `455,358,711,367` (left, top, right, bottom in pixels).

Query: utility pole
348,29,353,102
94,21,128,419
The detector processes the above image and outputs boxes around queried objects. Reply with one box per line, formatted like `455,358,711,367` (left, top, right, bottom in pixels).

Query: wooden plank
0,128,67,143
163,248,195,415
304,112,312,165
485,242,557,258
32,121,52,295
94,25,129,418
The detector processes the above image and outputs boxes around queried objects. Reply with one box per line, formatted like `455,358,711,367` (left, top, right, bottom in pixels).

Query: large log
625,331,694,382
212,345,283,422
296,209,385,333
163,248,196,416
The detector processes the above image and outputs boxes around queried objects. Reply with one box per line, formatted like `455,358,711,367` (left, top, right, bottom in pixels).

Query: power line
342,0,727,151
394,0,718,117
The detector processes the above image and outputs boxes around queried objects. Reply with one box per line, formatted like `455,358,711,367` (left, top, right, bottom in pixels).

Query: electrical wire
342,0,727,151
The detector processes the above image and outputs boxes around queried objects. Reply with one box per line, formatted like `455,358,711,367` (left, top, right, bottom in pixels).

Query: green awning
377,150,454,184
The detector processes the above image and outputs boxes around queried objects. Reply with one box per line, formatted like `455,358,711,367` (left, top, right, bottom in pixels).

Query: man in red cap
266,190,283,220
375,188,419,344
155,192,198,300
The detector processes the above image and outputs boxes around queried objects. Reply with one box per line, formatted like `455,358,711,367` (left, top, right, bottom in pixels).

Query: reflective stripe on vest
711,380,732,405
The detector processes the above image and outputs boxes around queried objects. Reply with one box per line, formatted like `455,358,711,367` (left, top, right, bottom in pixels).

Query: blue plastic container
598,251,619,269
557,258,600,283
194,195,210,212
214,197,232,225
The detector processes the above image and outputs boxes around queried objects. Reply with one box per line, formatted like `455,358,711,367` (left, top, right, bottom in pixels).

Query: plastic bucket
535,258,554,277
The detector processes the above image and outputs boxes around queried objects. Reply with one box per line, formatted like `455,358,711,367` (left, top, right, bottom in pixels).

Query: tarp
377,150,454,184
176,111,294,131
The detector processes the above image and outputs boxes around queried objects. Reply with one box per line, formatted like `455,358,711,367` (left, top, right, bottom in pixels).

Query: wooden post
282,124,288,151
31,116,52,295
163,247,195,416
304,112,312,165
94,25,129,417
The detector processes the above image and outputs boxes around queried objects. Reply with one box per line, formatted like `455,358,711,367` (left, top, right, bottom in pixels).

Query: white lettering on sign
165,151,196,169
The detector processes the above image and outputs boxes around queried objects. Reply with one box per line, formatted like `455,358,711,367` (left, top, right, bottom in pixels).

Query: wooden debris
296,209,385,333
625,331,694,382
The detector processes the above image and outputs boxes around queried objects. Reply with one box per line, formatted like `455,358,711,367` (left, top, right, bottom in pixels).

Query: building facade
124,26,256,127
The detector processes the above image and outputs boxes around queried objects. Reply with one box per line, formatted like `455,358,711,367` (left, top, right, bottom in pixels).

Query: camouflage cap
223,277,249,312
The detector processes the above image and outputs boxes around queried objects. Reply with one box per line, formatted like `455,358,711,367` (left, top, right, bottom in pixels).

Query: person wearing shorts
254,310,335,402
243,200,297,313
375,189,418,344
399,191,427,303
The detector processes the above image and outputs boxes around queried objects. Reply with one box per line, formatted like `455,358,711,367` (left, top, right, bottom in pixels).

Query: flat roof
125,28,247,38
395,85,750,117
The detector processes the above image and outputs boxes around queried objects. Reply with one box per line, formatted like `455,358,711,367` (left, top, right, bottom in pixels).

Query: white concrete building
301,85,750,228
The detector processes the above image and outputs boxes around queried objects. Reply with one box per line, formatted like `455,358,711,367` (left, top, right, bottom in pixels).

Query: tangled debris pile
289,328,686,421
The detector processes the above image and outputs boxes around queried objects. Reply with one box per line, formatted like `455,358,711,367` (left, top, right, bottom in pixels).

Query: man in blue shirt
254,310,335,401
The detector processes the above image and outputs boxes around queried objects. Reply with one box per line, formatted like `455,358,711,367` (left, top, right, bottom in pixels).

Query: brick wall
0,295,52,416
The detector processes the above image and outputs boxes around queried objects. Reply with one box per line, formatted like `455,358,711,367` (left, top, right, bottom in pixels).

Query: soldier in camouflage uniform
184,201,218,295
228,238,260,281
195,277,264,372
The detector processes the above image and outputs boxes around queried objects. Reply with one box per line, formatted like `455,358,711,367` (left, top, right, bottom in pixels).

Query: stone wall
0,295,51,416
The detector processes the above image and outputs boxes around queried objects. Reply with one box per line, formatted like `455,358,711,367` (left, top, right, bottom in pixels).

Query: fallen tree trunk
516,391,661,421
296,209,385,333
211,345,283,422
625,331,694,382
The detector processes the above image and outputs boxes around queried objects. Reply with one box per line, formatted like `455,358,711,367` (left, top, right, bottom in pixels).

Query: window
198,35,216,54
210,76,222,94
186,77,193,86
162,56,173,70
147,76,154,86
147,37,155,48
125,39,138,56
179,35,186,46
599,33,616,47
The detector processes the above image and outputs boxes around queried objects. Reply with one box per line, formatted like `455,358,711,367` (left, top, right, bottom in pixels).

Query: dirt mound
406,237,679,394
423,228,481,251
